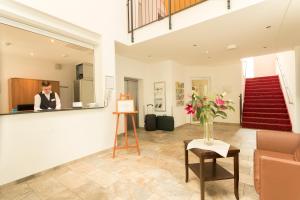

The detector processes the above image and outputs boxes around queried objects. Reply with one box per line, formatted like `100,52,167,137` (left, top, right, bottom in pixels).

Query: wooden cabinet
8,78,60,111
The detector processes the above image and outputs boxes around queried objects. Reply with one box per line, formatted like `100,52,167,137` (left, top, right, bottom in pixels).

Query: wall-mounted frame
154,81,166,112
175,81,184,106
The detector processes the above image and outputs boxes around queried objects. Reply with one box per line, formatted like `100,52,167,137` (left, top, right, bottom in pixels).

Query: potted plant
185,92,235,145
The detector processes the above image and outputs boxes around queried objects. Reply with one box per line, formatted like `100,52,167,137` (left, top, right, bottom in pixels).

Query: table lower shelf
188,162,234,182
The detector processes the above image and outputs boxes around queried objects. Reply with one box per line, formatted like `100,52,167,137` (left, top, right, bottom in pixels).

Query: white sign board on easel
117,100,134,112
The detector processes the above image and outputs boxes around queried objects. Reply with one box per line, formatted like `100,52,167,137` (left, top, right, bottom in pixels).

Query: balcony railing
127,0,231,42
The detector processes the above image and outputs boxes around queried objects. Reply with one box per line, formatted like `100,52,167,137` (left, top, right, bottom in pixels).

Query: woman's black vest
39,92,56,110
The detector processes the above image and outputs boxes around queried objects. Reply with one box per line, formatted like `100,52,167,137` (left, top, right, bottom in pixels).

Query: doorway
124,78,139,130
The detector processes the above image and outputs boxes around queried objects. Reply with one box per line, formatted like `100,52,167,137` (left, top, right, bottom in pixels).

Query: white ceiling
0,24,94,65
116,0,300,66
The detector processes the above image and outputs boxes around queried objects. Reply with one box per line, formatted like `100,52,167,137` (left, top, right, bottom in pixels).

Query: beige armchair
254,130,300,200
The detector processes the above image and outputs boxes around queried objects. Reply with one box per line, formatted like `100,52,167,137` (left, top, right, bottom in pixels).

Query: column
294,46,300,133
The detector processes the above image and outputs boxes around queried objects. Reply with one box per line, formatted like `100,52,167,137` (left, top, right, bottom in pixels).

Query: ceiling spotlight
263,46,268,49
4,42,12,46
227,44,237,50
193,44,200,47
265,25,272,29
205,50,209,54
29,52,35,56
50,39,55,43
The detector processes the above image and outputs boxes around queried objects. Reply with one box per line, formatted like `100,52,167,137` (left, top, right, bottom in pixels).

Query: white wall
253,53,276,77
116,56,175,130
116,55,242,128
0,53,76,113
183,62,242,124
0,1,116,185
294,47,300,133
276,51,296,131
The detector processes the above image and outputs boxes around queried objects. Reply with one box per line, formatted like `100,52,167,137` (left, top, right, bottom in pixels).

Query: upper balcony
126,0,265,44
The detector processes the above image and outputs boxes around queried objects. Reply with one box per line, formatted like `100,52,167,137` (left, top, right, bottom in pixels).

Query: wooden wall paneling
8,78,60,111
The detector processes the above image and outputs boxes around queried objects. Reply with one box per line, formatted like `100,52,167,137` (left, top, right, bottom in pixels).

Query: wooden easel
112,94,140,158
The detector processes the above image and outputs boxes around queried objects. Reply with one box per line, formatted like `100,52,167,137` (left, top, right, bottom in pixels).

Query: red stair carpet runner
242,75,292,131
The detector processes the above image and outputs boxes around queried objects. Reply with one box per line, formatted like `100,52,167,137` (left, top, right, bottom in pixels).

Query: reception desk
0,106,114,186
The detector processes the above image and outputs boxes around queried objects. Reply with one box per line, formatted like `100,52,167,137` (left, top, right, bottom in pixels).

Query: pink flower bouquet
185,93,235,125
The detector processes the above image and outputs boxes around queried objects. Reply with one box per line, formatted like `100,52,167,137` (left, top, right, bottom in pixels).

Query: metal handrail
239,93,243,125
127,0,231,42
276,57,293,104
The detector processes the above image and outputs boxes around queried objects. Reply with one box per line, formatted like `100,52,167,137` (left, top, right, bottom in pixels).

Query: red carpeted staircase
242,75,292,131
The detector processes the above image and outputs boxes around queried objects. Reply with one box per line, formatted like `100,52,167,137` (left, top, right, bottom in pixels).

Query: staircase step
243,112,289,119
245,86,281,91
242,122,292,131
246,75,279,81
245,87,281,91
242,117,291,124
244,99,285,104
247,75,279,80
245,91,283,95
243,103,286,108
246,80,280,85
243,108,287,113
245,95,284,99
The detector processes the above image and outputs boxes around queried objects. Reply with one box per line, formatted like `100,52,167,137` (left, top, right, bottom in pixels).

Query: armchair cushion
256,130,300,154
254,149,294,193
260,156,300,200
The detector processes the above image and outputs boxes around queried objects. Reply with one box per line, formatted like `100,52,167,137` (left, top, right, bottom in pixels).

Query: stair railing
275,57,293,104
127,0,231,43
239,93,243,125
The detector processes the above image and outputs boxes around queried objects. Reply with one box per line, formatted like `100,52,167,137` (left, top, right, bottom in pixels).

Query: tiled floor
0,124,258,200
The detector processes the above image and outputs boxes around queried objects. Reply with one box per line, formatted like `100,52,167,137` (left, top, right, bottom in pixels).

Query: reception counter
0,107,105,116
0,106,114,186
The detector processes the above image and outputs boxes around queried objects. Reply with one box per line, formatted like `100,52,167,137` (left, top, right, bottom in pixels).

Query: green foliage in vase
185,92,235,125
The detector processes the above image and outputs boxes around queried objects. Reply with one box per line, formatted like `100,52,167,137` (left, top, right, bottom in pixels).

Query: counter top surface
0,107,105,116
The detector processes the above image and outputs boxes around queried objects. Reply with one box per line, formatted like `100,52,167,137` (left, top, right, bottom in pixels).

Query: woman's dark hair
41,81,51,87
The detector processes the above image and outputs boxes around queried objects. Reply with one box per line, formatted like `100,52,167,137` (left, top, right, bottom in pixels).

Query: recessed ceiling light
62,54,69,58
193,44,200,47
205,50,209,54
4,42,12,46
29,52,35,56
147,55,152,58
265,25,272,29
263,46,268,49
227,44,237,50
50,39,55,43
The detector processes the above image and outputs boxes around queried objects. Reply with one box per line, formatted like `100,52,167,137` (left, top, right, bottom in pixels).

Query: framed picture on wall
154,81,166,112
175,81,185,106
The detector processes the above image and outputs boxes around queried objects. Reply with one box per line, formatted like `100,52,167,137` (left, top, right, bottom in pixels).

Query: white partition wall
0,1,116,185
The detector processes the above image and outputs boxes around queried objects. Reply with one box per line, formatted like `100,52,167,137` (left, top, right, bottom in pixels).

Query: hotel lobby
0,0,300,200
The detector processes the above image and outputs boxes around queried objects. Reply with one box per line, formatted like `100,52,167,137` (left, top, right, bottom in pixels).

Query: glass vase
203,117,214,145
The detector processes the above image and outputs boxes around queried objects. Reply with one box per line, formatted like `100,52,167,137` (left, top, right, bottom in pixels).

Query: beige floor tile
0,124,259,200
27,177,68,199
0,183,32,200
45,189,81,200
